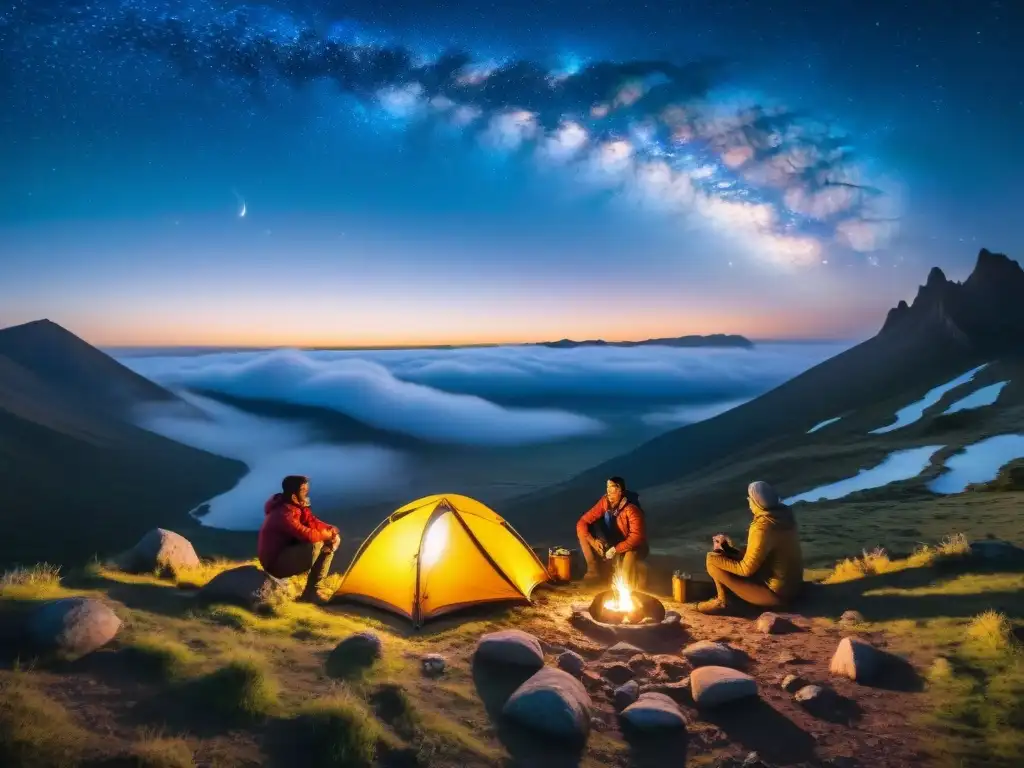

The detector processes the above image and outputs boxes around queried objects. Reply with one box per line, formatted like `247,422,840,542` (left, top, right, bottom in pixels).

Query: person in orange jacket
576,476,649,587
257,475,340,603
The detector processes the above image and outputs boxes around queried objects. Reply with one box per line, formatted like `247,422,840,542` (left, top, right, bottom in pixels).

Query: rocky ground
1,530,1022,768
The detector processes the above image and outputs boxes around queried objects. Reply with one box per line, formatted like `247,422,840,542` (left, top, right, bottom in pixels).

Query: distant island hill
529,334,753,349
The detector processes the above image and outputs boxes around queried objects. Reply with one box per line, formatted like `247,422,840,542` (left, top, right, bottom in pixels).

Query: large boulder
969,539,1024,563
197,565,288,610
829,637,886,682
27,598,121,659
620,692,687,730
690,666,758,707
503,667,593,740
114,528,200,575
474,630,544,670
682,640,747,669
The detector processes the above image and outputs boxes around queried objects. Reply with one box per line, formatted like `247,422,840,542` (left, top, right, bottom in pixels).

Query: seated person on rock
576,476,649,587
257,475,341,604
697,480,803,615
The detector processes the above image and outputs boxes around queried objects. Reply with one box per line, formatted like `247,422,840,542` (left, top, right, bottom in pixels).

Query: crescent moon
239,201,247,218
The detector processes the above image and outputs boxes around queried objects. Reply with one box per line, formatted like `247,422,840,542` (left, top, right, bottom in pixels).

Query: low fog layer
133,392,407,530
123,342,847,445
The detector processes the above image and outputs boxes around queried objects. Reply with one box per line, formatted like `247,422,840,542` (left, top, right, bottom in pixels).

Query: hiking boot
695,598,729,615
296,590,327,606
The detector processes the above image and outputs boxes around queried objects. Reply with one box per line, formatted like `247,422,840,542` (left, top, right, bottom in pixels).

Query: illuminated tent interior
333,494,551,626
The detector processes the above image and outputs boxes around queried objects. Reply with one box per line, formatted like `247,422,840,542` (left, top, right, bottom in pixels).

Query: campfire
588,570,666,626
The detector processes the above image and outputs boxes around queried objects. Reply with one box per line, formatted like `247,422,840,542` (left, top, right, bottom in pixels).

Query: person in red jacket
257,475,340,603
576,476,649,587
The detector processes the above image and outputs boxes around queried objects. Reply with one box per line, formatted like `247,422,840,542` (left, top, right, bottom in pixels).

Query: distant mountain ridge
508,248,1023,538
531,333,753,349
0,319,244,568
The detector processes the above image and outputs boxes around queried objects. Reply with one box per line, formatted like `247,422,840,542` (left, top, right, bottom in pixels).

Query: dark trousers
265,541,334,596
578,519,648,587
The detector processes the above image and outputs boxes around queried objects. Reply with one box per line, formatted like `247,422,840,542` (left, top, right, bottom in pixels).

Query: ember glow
603,570,636,613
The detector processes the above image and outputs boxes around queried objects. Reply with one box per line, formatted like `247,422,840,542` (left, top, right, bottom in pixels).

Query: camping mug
672,573,691,602
548,549,572,582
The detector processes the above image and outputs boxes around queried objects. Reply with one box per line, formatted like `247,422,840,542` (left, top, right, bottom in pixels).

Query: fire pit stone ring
570,588,683,638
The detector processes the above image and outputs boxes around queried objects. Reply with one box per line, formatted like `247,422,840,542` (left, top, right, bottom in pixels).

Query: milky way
1,1,900,267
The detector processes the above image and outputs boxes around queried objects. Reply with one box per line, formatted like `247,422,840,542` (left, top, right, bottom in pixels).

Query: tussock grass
823,533,971,584
0,670,92,767
923,611,1023,767
0,563,65,602
186,653,279,721
128,732,196,768
292,692,384,768
369,683,420,740
120,634,196,681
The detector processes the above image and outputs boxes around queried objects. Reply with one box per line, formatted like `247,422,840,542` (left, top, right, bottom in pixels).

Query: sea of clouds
122,342,849,528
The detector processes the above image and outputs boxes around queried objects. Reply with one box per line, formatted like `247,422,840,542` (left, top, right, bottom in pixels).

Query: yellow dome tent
333,494,550,626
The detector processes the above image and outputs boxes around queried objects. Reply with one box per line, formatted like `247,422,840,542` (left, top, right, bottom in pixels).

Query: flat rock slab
830,637,887,683
620,692,687,730
28,598,121,659
603,641,645,658
597,661,635,685
557,650,586,676
690,666,758,707
503,667,593,740
114,528,200,575
197,565,288,610
682,640,747,669
475,629,544,670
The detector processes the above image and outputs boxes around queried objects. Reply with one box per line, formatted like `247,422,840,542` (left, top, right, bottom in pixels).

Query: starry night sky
1,0,1021,346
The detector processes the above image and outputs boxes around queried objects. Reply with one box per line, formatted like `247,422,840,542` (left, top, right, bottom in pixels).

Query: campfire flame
603,571,635,613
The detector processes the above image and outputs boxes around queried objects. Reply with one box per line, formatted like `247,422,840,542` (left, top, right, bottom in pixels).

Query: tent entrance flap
333,493,551,625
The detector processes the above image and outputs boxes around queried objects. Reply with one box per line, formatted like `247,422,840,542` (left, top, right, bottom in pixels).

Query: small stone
690,666,758,707
620,692,687,730
781,674,806,693
613,679,640,710
794,684,826,703
682,640,746,669
776,651,800,665
557,650,586,677
839,610,865,625
664,611,682,625
603,641,644,658
756,612,796,634
475,630,544,670
653,654,689,680
27,598,121,659
830,636,885,683
598,662,635,685
503,667,593,740
581,670,609,693
421,653,446,676
742,752,767,767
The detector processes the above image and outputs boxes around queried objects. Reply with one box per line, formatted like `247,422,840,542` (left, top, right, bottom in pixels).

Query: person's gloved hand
604,547,617,560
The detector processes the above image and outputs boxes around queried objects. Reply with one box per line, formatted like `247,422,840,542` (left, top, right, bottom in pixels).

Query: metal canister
672,572,691,602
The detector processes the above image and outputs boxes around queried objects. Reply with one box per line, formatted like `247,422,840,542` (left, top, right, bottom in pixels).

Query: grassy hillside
0,321,247,570
1,532,1020,767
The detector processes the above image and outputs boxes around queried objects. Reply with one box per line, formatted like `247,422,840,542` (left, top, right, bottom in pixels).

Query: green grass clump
0,671,92,767
293,693,384,768
120,635,196,681
920,613,1023,767
127,735,196,767
186,653,279,721
369,683,420,740
824,546,893,583
0,563,64,602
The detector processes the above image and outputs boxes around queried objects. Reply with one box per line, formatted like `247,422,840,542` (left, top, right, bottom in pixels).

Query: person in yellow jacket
696,480,804,615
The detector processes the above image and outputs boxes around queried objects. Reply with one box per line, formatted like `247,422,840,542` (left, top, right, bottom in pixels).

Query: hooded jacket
706,499,803,598
576,495,648,555
257,493,336,569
